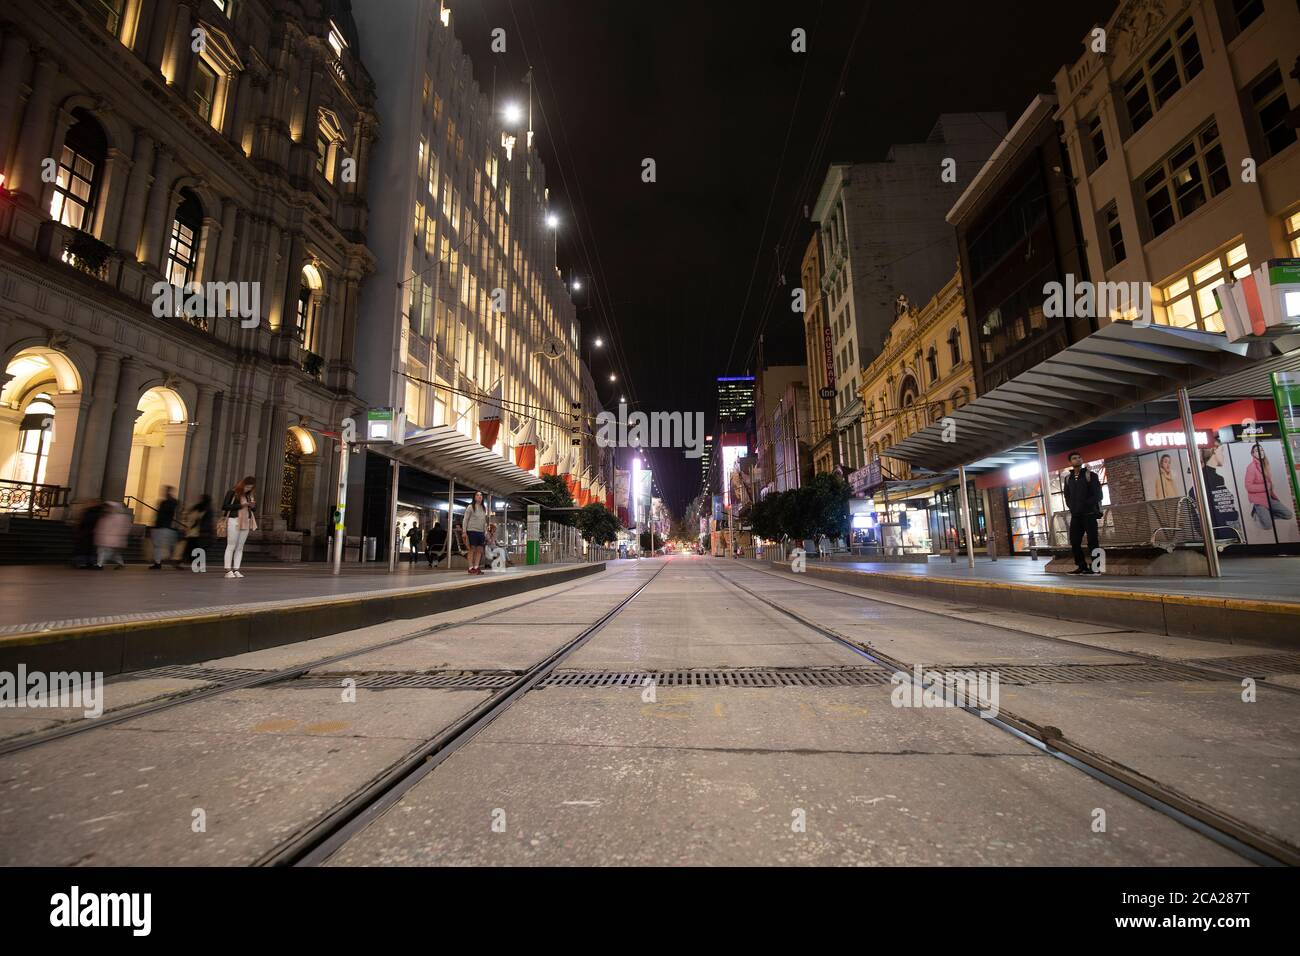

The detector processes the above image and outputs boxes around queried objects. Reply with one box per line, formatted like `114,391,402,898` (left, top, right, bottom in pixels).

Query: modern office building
349,0,592,547
717,375,755,427
0,0,378,560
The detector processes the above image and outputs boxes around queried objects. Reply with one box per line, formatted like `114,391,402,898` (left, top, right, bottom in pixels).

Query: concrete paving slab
328,684,1244,866
997,680,1300,848
0,677,212,741
307,624,585,673
0,687,489,866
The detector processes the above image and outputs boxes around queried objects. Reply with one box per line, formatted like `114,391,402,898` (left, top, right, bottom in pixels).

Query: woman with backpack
221,477,257,578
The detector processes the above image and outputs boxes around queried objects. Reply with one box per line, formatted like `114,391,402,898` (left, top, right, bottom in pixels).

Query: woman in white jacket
221,476,257,578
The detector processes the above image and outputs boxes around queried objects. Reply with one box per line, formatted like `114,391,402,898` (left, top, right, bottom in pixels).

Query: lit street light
502,102,523,125
546,213,559,229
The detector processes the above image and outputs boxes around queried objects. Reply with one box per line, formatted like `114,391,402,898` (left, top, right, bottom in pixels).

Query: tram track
707,563,1298,867
738,559,1300,696
263,559,669,866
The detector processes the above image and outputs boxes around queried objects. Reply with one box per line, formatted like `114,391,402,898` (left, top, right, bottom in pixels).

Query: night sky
452,0,1118,514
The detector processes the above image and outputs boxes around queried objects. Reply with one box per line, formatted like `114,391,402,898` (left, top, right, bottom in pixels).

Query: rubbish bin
365,536,378,561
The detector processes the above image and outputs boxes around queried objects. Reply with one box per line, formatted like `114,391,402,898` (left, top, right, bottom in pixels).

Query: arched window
948,328,962,365
166,188,203,288
50,110,106,232
16,393,56,485
297,263,324,345
926,347,938,382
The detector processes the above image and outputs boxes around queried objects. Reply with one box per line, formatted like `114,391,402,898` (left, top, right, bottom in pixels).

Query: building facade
947,95,1093,395
0,0,377,557
349,0,593,541
1053,0,1299,337
799,231,835,475
811,113,1006,484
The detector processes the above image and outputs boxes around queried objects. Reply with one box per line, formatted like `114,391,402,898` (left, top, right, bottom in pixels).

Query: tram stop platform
0,560,605,676
753,554,1300,649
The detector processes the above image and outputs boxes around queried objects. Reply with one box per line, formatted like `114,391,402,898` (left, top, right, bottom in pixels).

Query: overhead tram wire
724,0,873,375
510,0,679,495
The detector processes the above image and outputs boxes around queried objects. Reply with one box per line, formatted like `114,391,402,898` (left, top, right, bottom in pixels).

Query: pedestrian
221,476,257,578
463,491,488,574
149,485,180,569
180,494,215,570
73,498,104,569
405,522,423,565
426,518,447,567
1063,451,1103,574
483,521,507,570
1245,444,1293,529
93,500,130,569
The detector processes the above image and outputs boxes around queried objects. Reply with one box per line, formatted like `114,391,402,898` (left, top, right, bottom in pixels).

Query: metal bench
1048,496,1240,554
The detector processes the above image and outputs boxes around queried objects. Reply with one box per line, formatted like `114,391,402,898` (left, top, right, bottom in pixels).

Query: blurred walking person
149,485,180,569
180,494,215,570
464,492,488,574
221,477,257,578
426,518,446,567
73,498,104,569
94,501,130,569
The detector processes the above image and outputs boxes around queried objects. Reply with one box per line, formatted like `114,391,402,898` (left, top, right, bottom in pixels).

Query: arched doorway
281,425,318,532
124,387,189,514
1,348,82,514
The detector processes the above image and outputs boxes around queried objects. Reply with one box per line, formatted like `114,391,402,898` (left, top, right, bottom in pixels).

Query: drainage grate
541,667,895,688
291,671,522,690
122,664,269,684
921,661,1221,685
1182,653,1300,676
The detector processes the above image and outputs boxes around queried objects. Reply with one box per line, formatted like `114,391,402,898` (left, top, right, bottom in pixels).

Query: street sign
366,407,405,444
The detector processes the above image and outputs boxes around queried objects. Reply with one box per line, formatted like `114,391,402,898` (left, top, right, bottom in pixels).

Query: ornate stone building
0,0,377,557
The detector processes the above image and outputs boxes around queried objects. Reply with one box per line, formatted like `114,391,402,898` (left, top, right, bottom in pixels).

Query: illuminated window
1157,242,1250,333
1140,121,1229,238
1286,211,1300,257
328,21,347,59
50,112,105,231
166,189,203,290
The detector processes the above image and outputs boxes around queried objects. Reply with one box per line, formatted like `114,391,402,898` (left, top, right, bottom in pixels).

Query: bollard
989,534,997,562
1029,530,1038,562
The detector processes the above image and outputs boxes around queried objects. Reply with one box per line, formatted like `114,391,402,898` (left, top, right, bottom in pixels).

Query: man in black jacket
1063,452,1103,574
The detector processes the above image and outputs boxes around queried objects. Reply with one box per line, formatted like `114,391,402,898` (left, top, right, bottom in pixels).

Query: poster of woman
1228,440,1299,544
1140,449,1188,500
1185,438,1244,544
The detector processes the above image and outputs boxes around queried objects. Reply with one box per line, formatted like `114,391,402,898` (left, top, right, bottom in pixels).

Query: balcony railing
0,480,70,518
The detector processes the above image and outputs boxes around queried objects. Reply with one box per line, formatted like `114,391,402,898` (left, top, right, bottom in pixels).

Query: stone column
259,404,287,526
165,1,194,92
183,384,217,503
226,68,252,148
72,351,122,502
145,0,176,74
99,358,147,504
114,131,154,256
193,214,219,284
92,146,130,244
295,453,320,534
259,222,282,328
157,421,190,501
0,27,31,178
273,232,306,332
135,146,175,270
10,52,58,203
213,200,238,281
43,392,86,494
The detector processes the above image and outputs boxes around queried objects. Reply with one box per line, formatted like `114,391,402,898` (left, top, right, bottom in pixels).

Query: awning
378,424,544,498
883,322,1270,473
